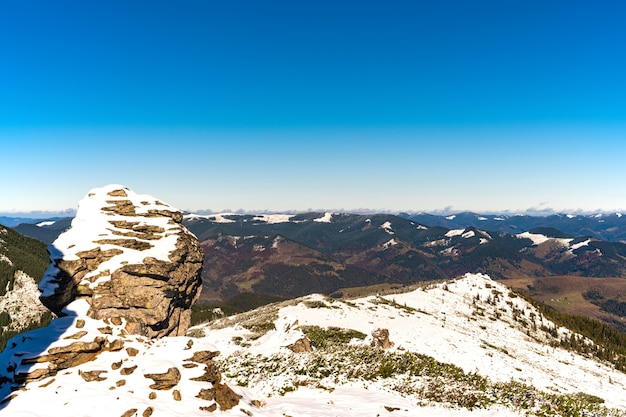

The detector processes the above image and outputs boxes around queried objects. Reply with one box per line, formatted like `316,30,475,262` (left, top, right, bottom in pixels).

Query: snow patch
382,239,398,249
424,239,448,247
313,212,333,223
0,254,13,265
516,232,572,247
36,221,56,227
444,229,464,238
253,214,294,224
570,239,591,251
461,230,475,239
380,221,394,235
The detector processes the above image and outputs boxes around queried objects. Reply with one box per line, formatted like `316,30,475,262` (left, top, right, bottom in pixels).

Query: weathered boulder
287,337,313,353
39,185,203,338
143,367,181,390
370,328,393,349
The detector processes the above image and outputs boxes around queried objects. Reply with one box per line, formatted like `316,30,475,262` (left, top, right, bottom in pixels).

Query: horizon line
1,207,625,219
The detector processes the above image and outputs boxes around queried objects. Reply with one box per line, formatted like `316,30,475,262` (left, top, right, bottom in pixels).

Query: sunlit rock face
39,184,203,338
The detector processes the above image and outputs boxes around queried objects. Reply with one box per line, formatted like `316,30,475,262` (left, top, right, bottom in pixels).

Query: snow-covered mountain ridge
187,273,626,416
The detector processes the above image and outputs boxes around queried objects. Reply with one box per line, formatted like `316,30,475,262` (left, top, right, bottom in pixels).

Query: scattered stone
106,339,125,351
126,347,139,357
79,370,107,382
16,338,109,384
120,366,138,375
185,339,194,350
64,331,88,340
149,391,157,400
173,390,182,401
112,360,123,370
98,326,113,334
199,404,217,412
76,319,85,328
182,363,198,369
14,367,53,384
143,367,181,390
196,388,216,401
142,406,154,417
185,350,219,364
190,362,221,384
121,408,138,417
111,316,123,326
116,379,126,387
38,378,55,388
251,399,266,408
48,339,103,355
215,383,241,411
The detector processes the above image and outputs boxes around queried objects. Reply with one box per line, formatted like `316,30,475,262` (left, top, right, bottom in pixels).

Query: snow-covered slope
197,273,626,416
0,226,51,341
0,299,255,416
0,270,49,332
2,273,626,416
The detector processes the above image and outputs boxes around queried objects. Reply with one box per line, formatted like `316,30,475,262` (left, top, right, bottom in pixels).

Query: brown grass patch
503,275,626,328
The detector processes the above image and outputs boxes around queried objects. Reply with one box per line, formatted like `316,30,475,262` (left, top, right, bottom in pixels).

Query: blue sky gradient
1,1,625,214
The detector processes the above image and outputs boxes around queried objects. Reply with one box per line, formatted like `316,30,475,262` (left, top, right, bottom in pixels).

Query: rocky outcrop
39,185,203,338
370,328,392,349
287,337,313,353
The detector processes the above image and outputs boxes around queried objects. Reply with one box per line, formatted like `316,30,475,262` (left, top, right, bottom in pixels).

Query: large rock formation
39,184,203,338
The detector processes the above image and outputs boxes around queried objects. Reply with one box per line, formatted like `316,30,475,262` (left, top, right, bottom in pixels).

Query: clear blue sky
1,1,625,215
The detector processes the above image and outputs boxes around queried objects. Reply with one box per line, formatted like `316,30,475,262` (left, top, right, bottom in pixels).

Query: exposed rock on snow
39,185,203,338
370,328,392,349
0,299,244,415
0,186,245,416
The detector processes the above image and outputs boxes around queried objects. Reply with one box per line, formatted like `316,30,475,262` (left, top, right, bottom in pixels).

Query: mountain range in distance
5,210,626,243
7,210,626,333
402,211,626,243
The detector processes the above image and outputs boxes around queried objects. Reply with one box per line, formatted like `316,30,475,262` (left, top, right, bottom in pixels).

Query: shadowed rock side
39,185,204,338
